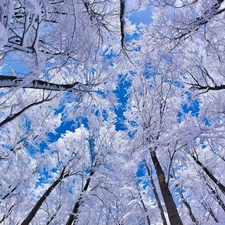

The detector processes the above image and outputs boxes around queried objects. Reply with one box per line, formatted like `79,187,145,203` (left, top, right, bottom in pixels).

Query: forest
1,0,225,224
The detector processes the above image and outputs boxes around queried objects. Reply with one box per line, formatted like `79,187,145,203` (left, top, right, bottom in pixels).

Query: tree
125,67,184,224
1,0,225,224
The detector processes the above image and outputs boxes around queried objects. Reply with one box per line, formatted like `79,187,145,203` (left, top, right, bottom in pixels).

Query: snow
0,22,7,49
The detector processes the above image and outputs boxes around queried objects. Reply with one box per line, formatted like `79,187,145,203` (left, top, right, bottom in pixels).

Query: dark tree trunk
21,179,61,225
119,0,125,48
191,155,225,193
179,190,200,225
136,181,151,225
145,163,168,225
151,151,183,225
21,168,69,225
66,170,94,225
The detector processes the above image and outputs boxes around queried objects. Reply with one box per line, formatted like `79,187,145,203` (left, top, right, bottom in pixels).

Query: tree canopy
1,0,225,224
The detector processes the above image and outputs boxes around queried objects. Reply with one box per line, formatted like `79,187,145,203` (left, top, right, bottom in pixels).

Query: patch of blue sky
136,161,146,178
48,117,88,142
113,73,131,131
102,47,116,59
0,53,32,76
200,139,207,149
35,167,52,188
128,7,153,25
124,29,141,43
143,62,160,79
48,120,75,142
128,128,137,139
94,108,108,121
182,99,200,117
136,162,151,189
177,91,200,122
202,117,211,126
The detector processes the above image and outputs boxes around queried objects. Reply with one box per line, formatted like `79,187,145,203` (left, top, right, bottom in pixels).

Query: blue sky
128,7,153,24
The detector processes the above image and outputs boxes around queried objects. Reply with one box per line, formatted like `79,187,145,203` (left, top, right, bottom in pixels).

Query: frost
0,22,7,49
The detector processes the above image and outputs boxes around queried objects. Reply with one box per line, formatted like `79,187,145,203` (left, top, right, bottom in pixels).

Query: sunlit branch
0,205,14,224
186,67,225,93
135,181,151,225
200,200,219,223
201,174,225,212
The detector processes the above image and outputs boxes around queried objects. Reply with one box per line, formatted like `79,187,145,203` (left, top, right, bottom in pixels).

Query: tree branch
0,75,82,91
174,0,225,40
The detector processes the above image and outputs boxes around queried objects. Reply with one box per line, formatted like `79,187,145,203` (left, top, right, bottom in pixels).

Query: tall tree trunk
201,200,219,223
21,168,69,225
21,179,61,225
66,170,94,225
151,151,183,225
191,155,225,193
178,189,200,225
201,173,225,212
136,181,151,225
119,0,125,48
145,163,168,225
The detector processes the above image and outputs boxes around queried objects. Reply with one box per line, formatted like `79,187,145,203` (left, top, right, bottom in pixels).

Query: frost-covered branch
174,0,225,40
186,66,225,93
0,93,55,127
0,75,84,91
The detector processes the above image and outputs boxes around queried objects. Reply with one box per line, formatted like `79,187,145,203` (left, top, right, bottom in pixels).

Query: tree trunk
66,170,94,225
145,163,168,225
179,190,199,225
136,181,151,225
191,155,225,193
151,151,183,225
21,179,61,225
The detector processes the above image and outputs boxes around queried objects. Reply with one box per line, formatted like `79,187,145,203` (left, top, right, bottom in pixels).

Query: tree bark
0,75,81,91
0,95,54,128
191,155,225,194
179,190,199,225
119,0,125,48
136,181,151,225
66,170,94,225
151,151,183,225
145,163,168,225
21,179,61,225
21,168,69,225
